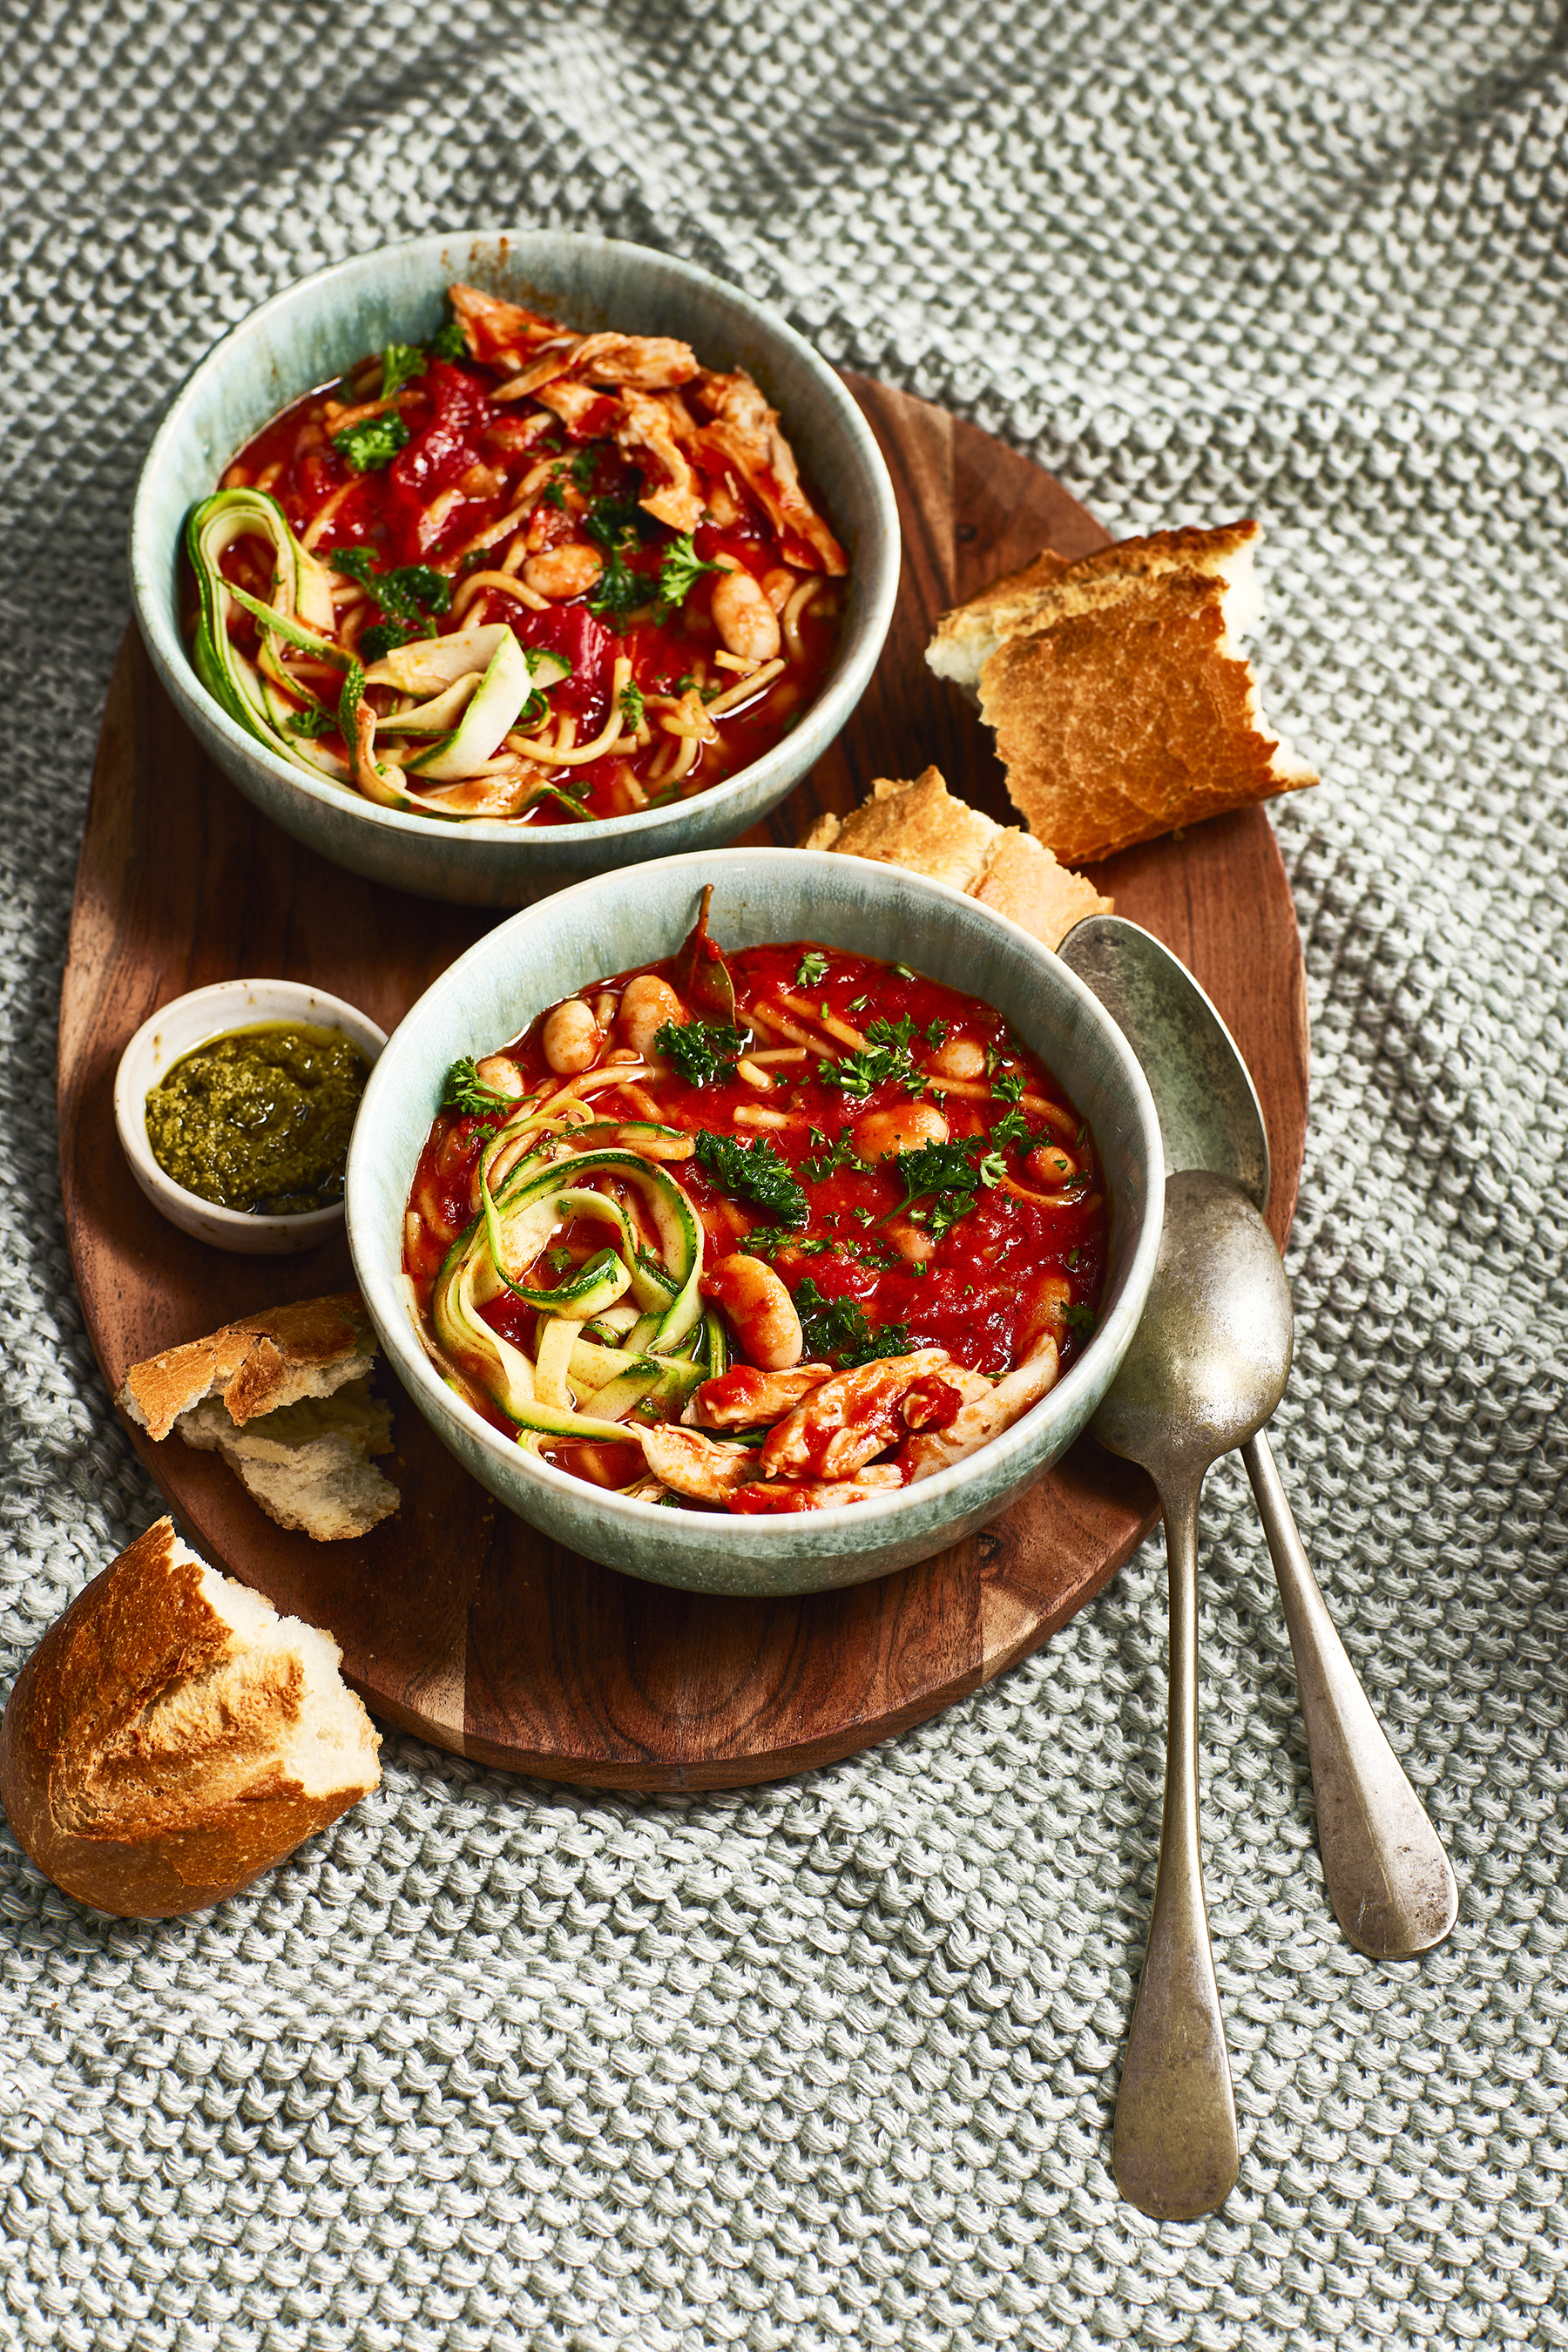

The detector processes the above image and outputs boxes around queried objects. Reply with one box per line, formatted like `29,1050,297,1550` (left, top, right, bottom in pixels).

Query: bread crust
0,1519,380,1919
980,567,1314,863
118,1293,376,1443
813,767,999,894
801,767,1112,950
929,519,1317,865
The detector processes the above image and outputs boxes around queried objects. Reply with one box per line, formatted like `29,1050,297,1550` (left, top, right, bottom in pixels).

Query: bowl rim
114,977,388,1241
129,226,901,850
348,845,1166,1538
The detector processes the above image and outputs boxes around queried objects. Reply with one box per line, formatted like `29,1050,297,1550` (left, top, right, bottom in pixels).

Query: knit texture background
3,3,1566,2345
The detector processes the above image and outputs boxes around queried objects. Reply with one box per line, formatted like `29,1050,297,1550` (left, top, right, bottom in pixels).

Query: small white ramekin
114,980,388,1256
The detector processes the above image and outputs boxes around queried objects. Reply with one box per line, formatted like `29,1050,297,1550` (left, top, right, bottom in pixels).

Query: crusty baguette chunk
927,520,1317,865
970,828,1113,944
118,1293,377,1441
925,549,1072,693
801,766,999,893
118,1294,397,1541
802,766,1112,950
0,1518,381,1918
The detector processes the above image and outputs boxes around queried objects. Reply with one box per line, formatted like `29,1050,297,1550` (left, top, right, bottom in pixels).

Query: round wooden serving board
59,377,1308,1789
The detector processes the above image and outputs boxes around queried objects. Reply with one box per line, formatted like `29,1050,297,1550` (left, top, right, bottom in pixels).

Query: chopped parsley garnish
892,963,916,981
653,1020,749,1086
748,1227,833,1260
1066,1248,1080,1269
819,1019,926,1099
587,538,646,622
329,550,450,622
541,470,567,510
328,550,451,660
442,1057,513,1117
694,1132,808,1227
847,994,868,1012
619,680,645,733
924,1019,949,1047
796,950,829,989
1064,1303,1098,1335
868,1014,918,1051
655,532,720,618
988,1107,1034,1152
584,493,656,622
283,705,335,738
877,1134,1011,1243
570,446,601,490
801,1127,862,1182
991,1070,1027,1104
794,1281,912,1369
380,342,427,400
332,413,409,473
545,1247,576,1273
585,491,646,550
429,320,467,362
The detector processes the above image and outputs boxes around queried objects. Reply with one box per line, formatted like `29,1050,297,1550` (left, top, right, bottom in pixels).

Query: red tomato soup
405,914,1109,1516
186,284,846,826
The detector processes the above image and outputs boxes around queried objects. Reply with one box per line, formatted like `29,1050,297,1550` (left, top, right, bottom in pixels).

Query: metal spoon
1061,916,1458,1963
1092,1168,1289,2219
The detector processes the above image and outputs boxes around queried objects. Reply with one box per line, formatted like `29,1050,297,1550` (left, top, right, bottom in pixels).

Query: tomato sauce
208,293,845,826
404,941,1108,1460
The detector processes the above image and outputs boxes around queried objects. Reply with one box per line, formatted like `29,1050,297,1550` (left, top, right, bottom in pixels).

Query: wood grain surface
57,375,1309,1788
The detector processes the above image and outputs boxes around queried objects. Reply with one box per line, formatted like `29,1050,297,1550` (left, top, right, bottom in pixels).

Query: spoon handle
1112,1471,1240,2221
1241,1429,1458,1958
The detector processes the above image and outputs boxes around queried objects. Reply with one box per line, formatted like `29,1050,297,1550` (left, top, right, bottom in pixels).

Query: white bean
703,1254,803,1372
619,974,689,1060
852,1101,950,1163
473,1052,526,1100
930,1035,986,1081
523,544,604,601
541,999,603,1076
710,568,782,665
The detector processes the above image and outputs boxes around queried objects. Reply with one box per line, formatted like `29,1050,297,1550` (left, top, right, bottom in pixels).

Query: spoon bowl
1093,1173,1292,1477
1059,915,1456,1988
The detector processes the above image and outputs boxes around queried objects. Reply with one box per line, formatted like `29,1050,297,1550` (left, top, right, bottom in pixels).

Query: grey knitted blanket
3,5,1565,2345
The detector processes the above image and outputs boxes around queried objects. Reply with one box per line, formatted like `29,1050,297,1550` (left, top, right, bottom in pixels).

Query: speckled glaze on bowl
346,849,1165,1598
129,231,899,907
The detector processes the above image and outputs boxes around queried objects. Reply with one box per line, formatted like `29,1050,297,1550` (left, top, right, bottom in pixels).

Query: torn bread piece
0,1517,381,1918
925,548,1073,695
118,1294,398,1541
927,522,1317,865
801,766,1112,950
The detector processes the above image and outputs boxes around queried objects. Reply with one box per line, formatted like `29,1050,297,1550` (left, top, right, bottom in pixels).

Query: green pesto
145,1022,368,1215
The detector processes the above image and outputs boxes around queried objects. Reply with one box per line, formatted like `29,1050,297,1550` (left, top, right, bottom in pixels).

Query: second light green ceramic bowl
346,848,1165,1598
129,231,900,906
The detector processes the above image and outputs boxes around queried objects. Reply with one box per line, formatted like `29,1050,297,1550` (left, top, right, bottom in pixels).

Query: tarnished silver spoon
1091,1168,1289,2219
1061,915,1458,1964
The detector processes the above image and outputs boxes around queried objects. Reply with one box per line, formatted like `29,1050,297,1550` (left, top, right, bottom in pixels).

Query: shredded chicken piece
902,1337,1062,1484
575,333,700,389
639,1425,755,1503
691,369,848,576
449,283,564,369
533,377,622,436
690,1363,834,1429
617,389,706,532
729,1467,905,1514
493,331,700,403
759,1349,951,1483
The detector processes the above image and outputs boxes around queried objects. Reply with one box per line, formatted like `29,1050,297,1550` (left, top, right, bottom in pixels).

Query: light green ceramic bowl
346,848,1165,1597
129,231,899,906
